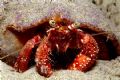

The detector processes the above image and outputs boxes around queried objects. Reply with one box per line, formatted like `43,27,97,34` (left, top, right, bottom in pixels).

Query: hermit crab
11,15,99,77
6,14,118,77
0,0,120,78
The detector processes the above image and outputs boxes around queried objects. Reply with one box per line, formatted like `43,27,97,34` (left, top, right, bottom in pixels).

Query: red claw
14,35,41,72
68,34,99,71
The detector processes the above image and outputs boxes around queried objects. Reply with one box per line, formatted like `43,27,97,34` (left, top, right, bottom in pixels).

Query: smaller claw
14,35,41,72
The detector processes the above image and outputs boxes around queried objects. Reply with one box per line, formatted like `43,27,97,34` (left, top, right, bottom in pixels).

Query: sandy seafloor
0,0,120,80
0,57,120,80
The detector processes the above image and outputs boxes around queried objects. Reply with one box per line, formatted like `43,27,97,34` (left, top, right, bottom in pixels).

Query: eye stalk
49,20,56,27
72,22,80,28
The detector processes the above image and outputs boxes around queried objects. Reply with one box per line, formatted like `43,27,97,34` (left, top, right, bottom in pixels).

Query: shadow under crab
2,14,119,77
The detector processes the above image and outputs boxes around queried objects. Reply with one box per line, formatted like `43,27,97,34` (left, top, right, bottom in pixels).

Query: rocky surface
91,0,120,30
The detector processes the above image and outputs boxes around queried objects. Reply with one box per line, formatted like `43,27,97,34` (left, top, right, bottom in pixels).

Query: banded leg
14,35,41,72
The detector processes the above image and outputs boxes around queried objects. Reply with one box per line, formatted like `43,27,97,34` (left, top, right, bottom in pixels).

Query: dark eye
72,22,80,28
49,20,56,27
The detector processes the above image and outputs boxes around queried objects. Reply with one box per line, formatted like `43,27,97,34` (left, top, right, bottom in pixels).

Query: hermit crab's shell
0,0,120,79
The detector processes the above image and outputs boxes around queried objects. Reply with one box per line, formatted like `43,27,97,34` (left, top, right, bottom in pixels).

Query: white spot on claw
35,58,39,62
79,65,82,67
40,65,48,74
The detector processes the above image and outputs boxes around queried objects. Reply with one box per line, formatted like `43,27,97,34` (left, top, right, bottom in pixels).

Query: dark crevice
1,55,17,67
49,48,80,69
92,0,96,4
28,45,38,67
107,40,118,59
113,3,116,6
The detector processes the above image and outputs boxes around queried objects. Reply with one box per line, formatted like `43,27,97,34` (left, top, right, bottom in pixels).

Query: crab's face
47,19,82,52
